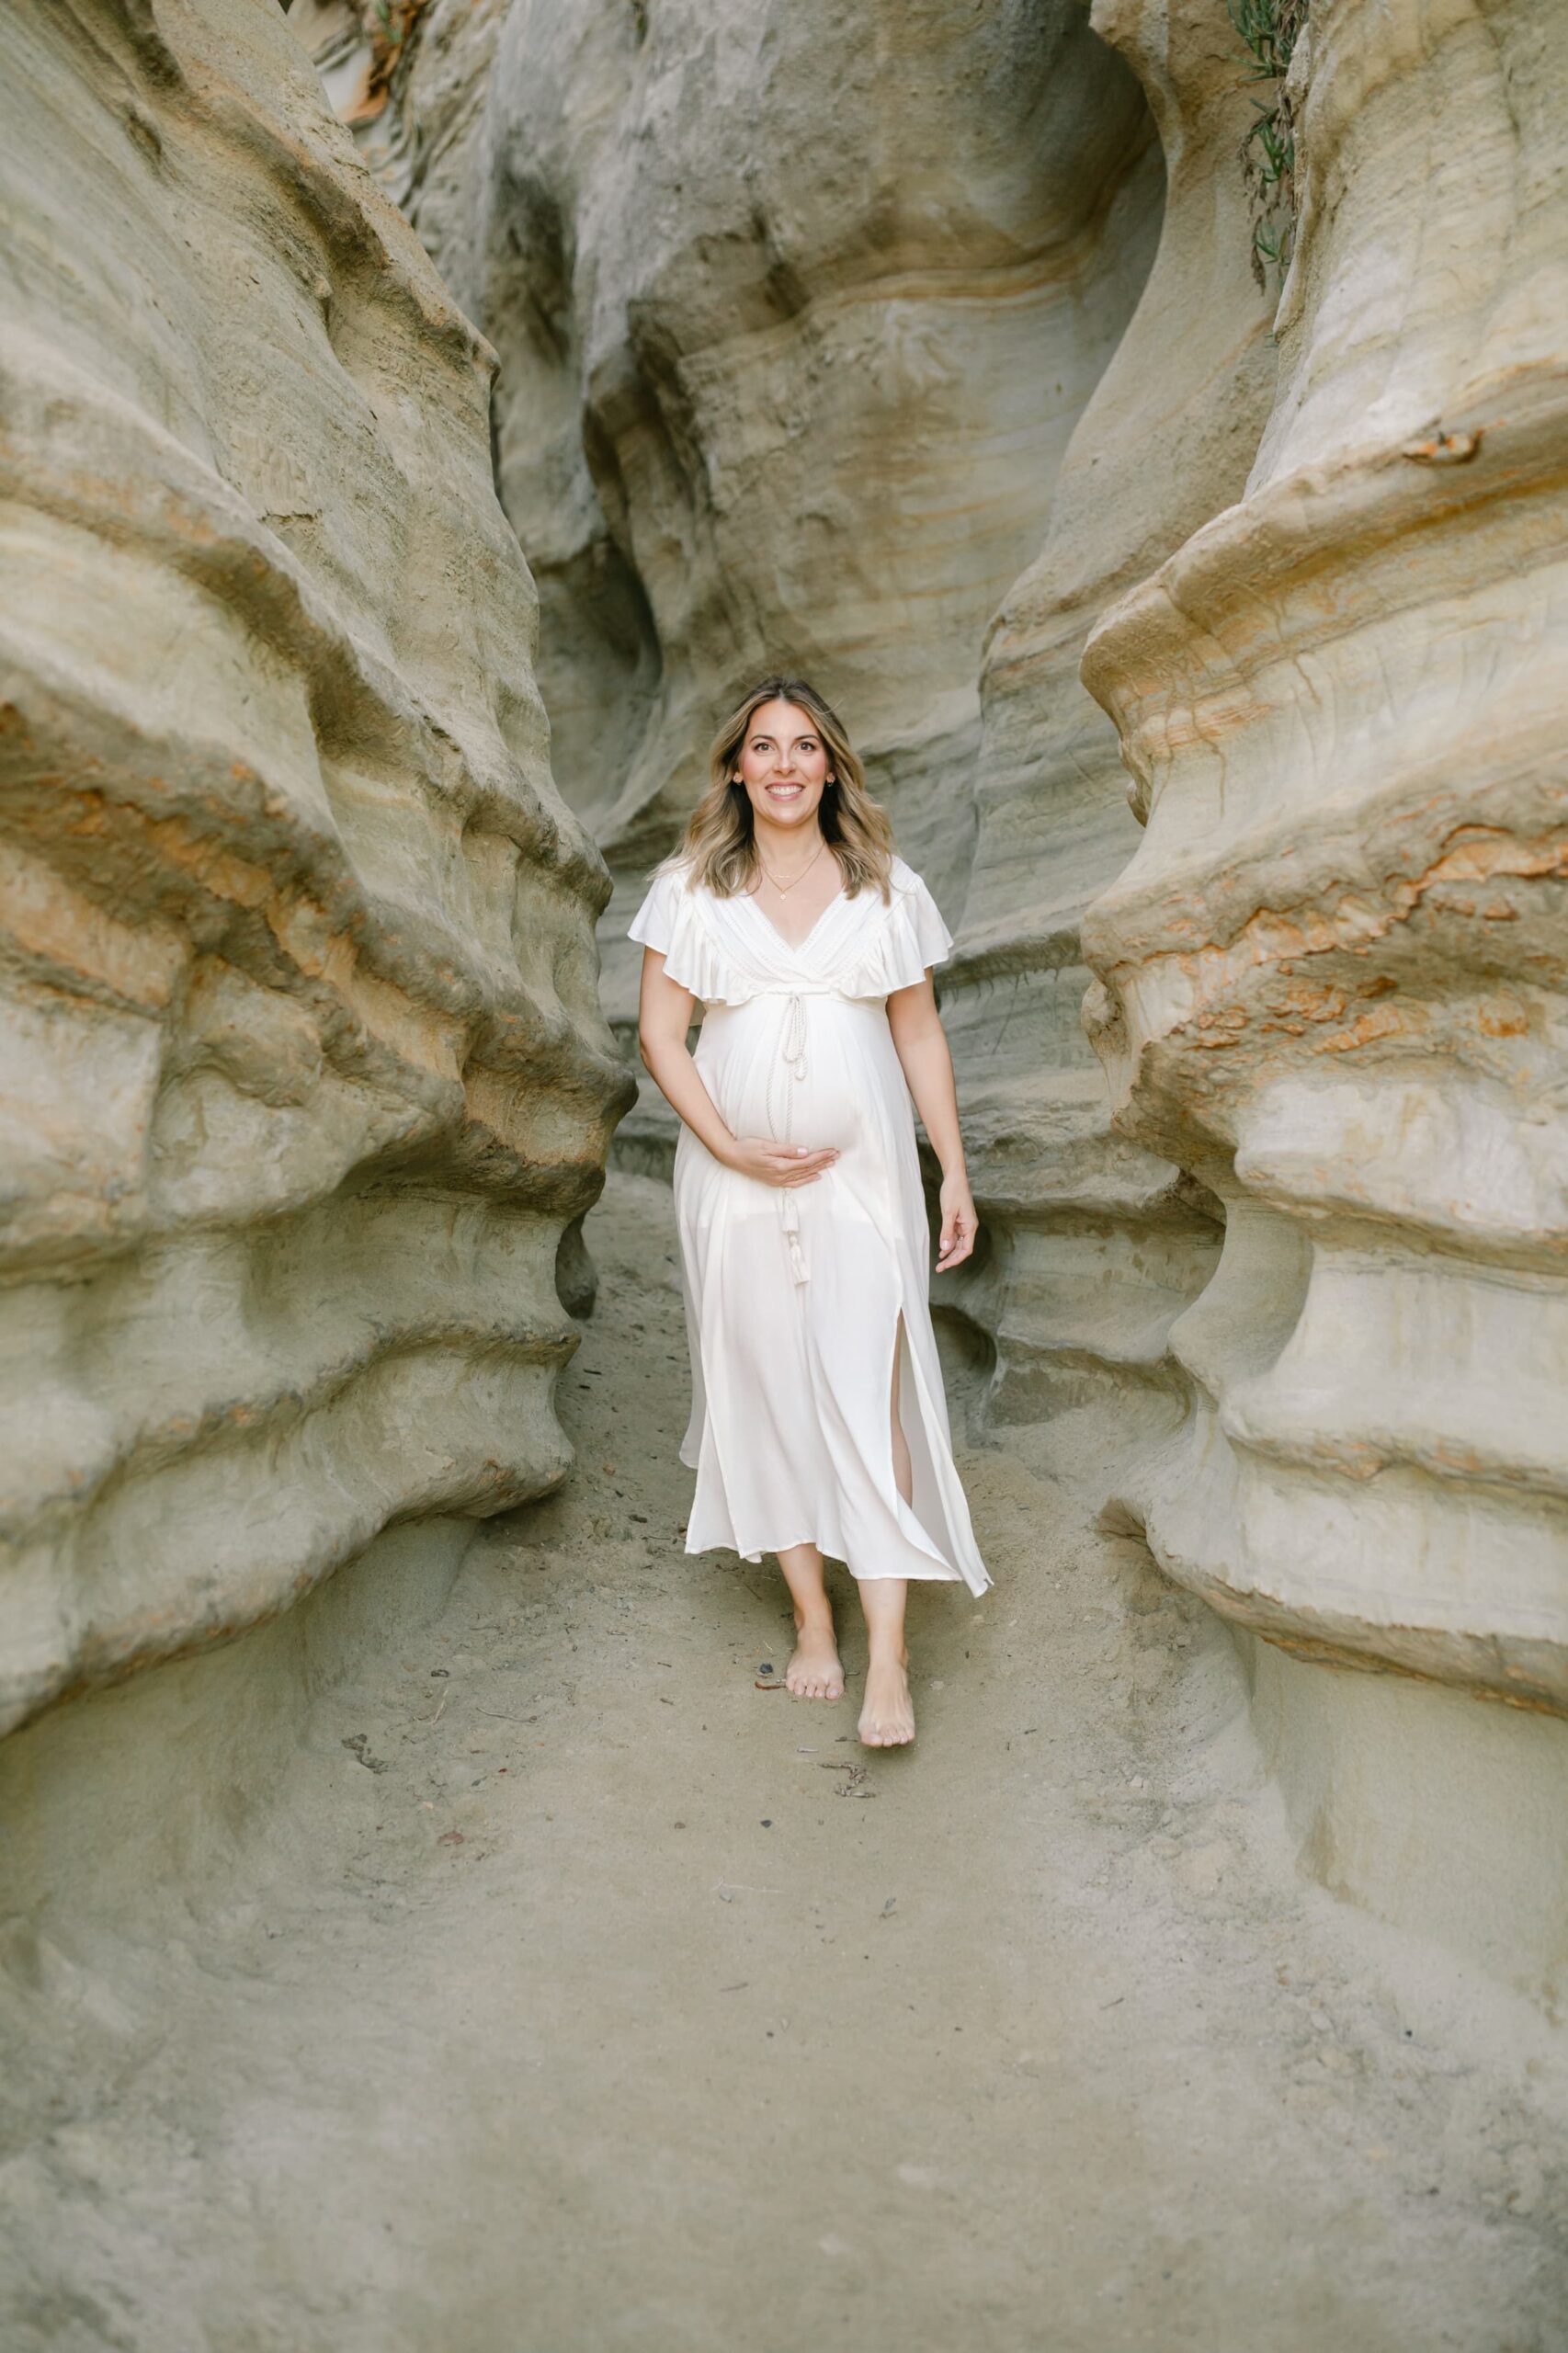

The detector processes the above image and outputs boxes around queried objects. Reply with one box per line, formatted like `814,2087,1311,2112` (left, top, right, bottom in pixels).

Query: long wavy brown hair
673,674,895,901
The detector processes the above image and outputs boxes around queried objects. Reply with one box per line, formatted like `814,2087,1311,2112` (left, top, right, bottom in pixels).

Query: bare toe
787,1626,844,1701
858,1657,915,1748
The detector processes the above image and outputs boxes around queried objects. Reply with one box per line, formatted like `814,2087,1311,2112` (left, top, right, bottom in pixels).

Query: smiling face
733,698,836,836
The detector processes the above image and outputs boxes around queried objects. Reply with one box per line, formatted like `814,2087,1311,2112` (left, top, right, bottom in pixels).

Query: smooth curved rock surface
1080,0,1568,1711
357,0,1158,1176
0,0,631,1738
936,0,1278,1438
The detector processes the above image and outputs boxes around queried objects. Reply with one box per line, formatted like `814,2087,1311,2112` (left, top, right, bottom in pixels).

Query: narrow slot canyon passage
5,1176,1564,2353
4,2,1568,2342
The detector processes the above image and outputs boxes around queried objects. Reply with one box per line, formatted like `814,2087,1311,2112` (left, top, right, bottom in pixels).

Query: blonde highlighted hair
673,674,894,900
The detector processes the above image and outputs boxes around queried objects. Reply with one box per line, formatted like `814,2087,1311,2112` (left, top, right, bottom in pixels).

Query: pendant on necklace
758,836,826,896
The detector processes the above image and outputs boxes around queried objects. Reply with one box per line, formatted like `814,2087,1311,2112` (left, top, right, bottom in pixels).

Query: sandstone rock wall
0,0,631,1738
935,0,1277,1443
1080,0,1568,1712
352,0,1160,1173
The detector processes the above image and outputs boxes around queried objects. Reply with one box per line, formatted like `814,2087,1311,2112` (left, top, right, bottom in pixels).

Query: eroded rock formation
316,0,1160,1174
0,0,630,1738
304,0,1568,1745
293,5,1257,1453
1080,0,1568,1716
76,0,1555,1994
937,0,1277,1442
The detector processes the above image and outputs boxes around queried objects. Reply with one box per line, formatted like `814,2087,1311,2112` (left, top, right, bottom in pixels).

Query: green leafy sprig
1227,0,1309,290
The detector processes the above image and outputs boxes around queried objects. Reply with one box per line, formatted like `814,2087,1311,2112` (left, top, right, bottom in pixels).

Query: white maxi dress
629,854,992,1597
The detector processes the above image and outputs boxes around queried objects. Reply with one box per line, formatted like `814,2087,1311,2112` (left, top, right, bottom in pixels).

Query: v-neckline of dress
741,880,846,959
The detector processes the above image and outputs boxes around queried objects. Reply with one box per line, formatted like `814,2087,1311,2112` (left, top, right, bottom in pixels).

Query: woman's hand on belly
720,1137,841,1188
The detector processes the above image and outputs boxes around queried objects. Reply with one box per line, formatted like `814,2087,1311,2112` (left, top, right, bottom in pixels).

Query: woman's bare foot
858,1650,915,1746
786,1610,845,1699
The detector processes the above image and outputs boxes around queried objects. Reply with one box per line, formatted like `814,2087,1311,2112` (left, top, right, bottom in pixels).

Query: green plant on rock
1227,0,1309,291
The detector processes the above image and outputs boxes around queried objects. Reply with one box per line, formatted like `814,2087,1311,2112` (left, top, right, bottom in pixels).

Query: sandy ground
3,1171,1567,2352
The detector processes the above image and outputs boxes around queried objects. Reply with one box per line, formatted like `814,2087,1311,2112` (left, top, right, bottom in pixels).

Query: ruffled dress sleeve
627,865,681,958
627,863,754,1005
899,868,954,970
837,861,955,999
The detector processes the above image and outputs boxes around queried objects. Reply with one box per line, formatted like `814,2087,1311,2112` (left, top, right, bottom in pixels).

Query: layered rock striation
1080,0,1568,1712
0,0,631,1737
330,0,1160,1172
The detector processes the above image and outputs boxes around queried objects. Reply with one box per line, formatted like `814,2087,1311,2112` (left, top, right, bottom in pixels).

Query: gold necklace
756,835,827,896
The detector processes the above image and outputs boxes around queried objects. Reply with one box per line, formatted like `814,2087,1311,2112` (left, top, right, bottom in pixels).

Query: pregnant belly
696,999,873,1152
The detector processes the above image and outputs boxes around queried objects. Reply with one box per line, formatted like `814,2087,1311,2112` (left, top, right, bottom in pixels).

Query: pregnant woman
631,674,991,1748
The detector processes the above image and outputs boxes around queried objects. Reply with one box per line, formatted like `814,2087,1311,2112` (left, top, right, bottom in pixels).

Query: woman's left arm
886,976,977,1271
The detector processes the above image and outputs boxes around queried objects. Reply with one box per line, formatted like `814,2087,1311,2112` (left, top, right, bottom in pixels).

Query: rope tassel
782,1196,810,1287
